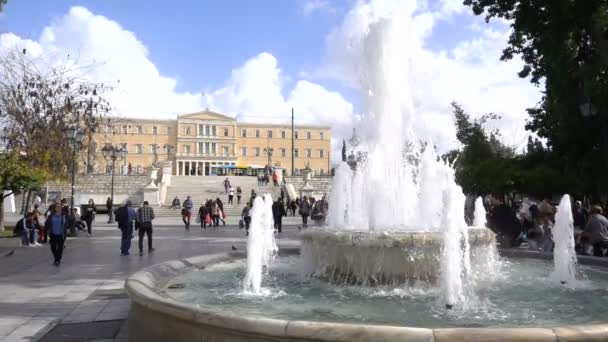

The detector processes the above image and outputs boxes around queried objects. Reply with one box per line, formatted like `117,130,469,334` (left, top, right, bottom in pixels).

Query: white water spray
552,194,578,285
473,197,487,227
243,195,278,294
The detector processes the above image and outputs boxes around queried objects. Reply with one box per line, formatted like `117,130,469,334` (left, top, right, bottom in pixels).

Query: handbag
205,213,212,225
239,219,244,229
195,215,201,223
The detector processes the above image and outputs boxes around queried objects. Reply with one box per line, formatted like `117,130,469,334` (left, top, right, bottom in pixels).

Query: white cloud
302,0,336,16
315,0,541,152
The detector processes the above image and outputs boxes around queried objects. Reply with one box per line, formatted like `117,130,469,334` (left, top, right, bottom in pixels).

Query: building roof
236,122,331,129
178,109,235,122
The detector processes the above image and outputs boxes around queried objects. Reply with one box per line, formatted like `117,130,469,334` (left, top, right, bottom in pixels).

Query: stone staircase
158,176,283,218
284,176,333,198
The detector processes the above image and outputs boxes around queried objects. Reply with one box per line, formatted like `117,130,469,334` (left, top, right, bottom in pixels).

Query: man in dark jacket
114,200,136,256
272,199,286,233
45,205,67,266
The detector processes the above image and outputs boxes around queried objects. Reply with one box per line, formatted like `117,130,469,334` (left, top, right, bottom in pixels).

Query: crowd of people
171,178,330,235
485,196,608,257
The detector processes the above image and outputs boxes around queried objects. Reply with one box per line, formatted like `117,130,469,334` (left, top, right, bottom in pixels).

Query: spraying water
552,195,578,285
243,195,278,294
323,1,477,308
473,197,487,227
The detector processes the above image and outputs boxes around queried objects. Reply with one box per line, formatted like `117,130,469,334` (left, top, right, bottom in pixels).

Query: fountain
473,197,487,227
552,194,578,285
125,2,608,341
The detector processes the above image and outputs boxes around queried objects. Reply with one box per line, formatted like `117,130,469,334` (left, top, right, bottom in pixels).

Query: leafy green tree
463,0,608,199
445,102,515,196
0,153,45,231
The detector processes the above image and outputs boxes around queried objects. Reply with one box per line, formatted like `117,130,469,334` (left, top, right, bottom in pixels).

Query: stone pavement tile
4,321,54,341
39,320,123,342
35,308,74,318
0,317,28,326
100,300,130,313
70,305,107,316
94,311,128,321
0,324,20,336
61,313,98,324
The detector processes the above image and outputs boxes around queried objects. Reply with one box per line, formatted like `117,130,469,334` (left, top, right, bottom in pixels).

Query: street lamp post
64,126,85,219
102,143,127,223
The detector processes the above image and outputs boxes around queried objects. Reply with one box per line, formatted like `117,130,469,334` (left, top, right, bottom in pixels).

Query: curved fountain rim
125,248,608,342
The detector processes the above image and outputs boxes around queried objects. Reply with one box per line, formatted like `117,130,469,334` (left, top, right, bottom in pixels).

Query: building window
212,125,217,136
167,127,172,135
223,146,229,156
105,124,112,133
211,143,216,154
198,124,204,136
295,131,299,139
255,129,260,138
185,127,191,135
205,125,210,136
268,130,273,138
320,132,324,140
319,149,324,158
281,130,286,139
255,147,260,157
241,129,247,137
241,147,247,156
198,142,204,154
294,149,299,158
135,144,143,154
306,149,312,158
224,128,229,137
307,131,311,140
121,125,128,134
152,126,157,135
136,126,143,134
184,145,191,154
205,142,210,154
281,148,286,157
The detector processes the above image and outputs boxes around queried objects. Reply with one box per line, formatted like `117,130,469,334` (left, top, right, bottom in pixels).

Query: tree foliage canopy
0,48,113,179
464,0,608,198
0,153,45,197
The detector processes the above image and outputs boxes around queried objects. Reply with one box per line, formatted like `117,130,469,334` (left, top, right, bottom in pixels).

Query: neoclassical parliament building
91,110,332,176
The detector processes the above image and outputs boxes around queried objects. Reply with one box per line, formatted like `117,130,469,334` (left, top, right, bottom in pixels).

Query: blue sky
0,0,540,151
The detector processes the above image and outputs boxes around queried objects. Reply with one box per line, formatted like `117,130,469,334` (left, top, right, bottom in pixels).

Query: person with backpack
114,200,136,256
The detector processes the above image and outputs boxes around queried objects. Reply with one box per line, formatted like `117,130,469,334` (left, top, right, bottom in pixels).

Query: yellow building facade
90,110,331,176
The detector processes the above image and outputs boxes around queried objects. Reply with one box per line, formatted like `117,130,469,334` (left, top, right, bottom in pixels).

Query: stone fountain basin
299,228,495,285
126,248,608,342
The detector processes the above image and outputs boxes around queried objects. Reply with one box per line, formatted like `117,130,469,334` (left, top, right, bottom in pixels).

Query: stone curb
125,248,608,342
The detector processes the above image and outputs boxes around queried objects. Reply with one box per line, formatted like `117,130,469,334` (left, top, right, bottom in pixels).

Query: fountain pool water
125,1,608,340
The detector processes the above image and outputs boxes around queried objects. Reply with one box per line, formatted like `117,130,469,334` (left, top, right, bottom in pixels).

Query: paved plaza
0,213,302,341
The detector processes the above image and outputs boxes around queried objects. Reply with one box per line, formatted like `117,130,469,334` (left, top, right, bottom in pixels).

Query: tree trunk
19,190,26,214
24,189,32,214
0,197,4,232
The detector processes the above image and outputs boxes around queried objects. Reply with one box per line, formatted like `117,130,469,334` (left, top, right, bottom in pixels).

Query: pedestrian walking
137,201,155,256
216,198,226,226
228,187,235,205
106,197,113,221
182,196,193,230
82,199,96,235
45,205,67,265
223,178,231,194
236,186,242,205
114,200,136,256
241,203,252,235
300,196,311,228
272,198,286,233
198,203,209,229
